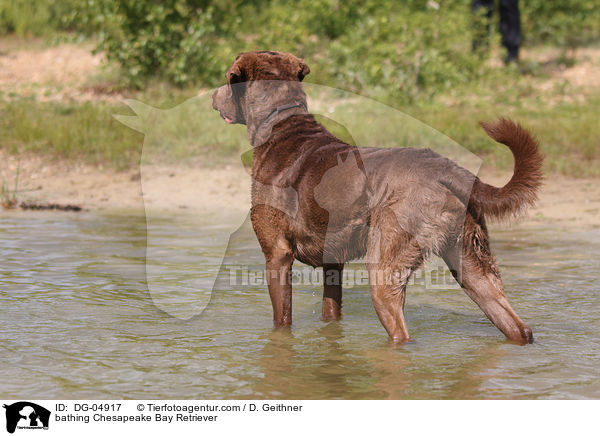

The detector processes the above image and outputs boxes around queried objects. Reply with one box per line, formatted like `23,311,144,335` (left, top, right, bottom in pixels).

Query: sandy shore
1,150,598,230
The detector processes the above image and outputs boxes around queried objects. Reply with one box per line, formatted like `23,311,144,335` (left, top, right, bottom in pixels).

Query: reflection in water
362,345,412,399
0,211,599,399
253,324,356,399
252,323,409,400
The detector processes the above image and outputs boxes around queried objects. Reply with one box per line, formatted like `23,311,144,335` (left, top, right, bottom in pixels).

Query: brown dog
212,51,543,344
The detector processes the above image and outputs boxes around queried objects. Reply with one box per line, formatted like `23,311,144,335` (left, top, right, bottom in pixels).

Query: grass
407,95,600,176
0,99,143,170
1,158,19,208
2,85,599,177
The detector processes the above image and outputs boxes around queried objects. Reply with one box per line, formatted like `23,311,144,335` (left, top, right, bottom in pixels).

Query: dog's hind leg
322,263,344,321
442,216,533,344
366,209,424,343
366,261,413,343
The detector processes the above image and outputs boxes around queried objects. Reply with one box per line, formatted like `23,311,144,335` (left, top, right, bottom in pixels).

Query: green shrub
91,0,600,98
522,0,600,47
90,0,486,99
2,0,600,98
0,0,102,36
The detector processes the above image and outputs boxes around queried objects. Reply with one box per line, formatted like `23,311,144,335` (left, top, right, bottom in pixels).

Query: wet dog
212,51,542,344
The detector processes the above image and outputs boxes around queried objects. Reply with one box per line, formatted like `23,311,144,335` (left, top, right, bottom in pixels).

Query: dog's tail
443,118,543,220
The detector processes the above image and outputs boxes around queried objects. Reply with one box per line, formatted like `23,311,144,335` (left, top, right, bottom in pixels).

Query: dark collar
251,101,307,147
262,101,307,124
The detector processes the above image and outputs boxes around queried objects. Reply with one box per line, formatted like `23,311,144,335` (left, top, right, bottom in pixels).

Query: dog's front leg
322,263,343,321
265,240,294,327
251,207,295,327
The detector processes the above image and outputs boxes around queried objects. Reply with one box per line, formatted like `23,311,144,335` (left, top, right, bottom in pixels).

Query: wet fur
212,51,543,344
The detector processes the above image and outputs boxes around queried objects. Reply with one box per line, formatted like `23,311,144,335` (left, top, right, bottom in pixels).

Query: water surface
1,210,598,399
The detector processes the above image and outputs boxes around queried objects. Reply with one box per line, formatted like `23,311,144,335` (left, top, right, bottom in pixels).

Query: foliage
89,0,489,97
0,0,102,36
2,0,600,97
521,0,600,47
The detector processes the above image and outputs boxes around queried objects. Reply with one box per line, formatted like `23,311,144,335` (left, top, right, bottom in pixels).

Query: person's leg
472,0,495,53
499,0,521,62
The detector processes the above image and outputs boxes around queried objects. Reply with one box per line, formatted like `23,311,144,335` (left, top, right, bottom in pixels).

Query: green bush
2,0,600,98
320,1,482,102
91,0,486,99
91,0,600,98
0,0,102,36
522,0,600,46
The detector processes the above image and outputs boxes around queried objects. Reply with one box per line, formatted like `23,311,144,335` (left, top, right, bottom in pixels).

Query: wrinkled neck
251,114,335,164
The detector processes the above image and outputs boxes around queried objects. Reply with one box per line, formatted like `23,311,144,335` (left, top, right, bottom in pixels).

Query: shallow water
1,210,599,399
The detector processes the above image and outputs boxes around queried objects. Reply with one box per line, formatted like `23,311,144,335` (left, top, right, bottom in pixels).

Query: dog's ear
227,55,247,84
297,59,310,82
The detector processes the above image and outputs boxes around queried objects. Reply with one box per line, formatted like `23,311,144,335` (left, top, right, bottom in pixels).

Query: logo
3,402,50,434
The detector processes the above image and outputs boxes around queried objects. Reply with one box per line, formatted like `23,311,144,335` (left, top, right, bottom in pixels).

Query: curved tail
443,118,544,220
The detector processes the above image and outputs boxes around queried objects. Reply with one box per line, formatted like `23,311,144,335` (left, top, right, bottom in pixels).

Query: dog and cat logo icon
2,402,50,433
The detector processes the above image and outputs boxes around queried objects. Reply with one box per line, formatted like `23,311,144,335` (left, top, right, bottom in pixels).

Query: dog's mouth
220,111,235,124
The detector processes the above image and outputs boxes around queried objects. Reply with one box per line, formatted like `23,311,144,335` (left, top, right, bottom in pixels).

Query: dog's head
212,51,310,126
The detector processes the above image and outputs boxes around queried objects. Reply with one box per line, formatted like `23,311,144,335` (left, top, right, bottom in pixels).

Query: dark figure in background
472,0,521,63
